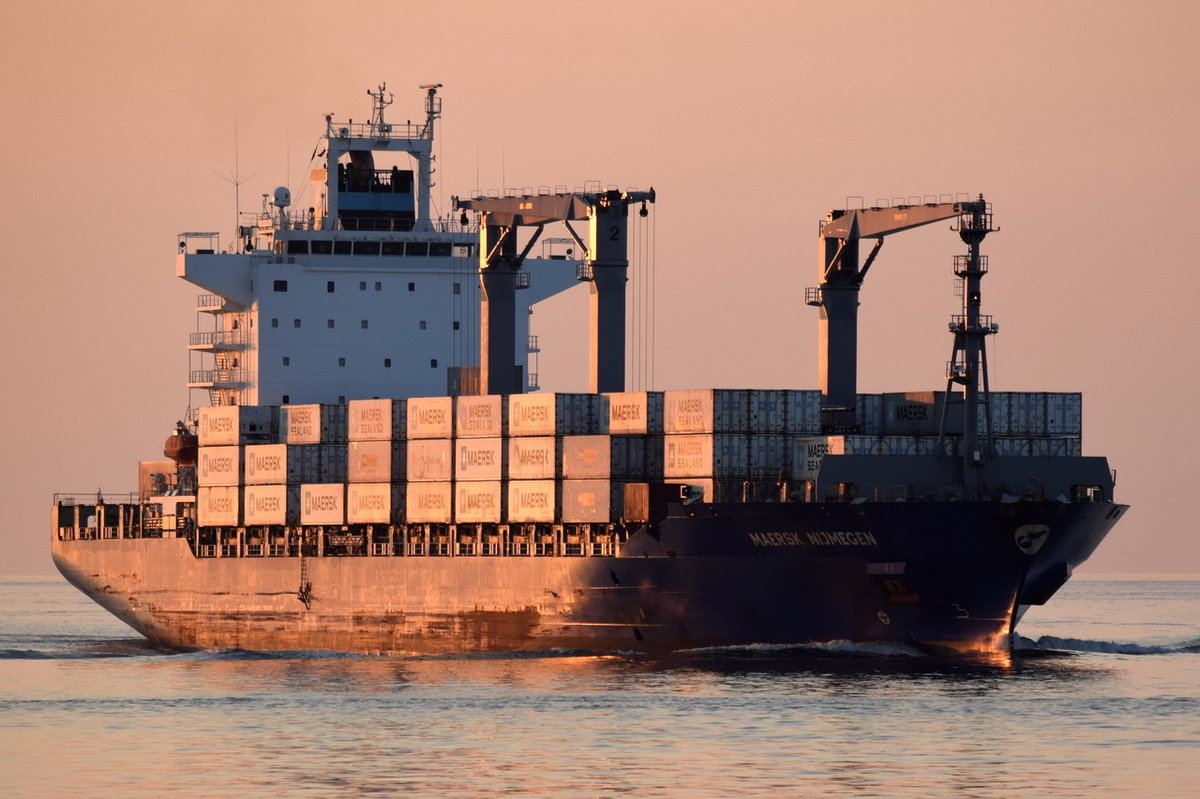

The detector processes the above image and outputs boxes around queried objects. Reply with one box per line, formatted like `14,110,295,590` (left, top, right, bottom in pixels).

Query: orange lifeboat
163,422,198,466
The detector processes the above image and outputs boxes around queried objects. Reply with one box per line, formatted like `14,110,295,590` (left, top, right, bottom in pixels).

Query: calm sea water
1,575,1197,798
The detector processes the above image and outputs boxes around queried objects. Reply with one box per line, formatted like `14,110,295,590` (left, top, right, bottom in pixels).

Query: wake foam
1012,634,1187,655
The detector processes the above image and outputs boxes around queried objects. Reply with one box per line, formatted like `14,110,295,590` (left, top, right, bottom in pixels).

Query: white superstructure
179,84,575,407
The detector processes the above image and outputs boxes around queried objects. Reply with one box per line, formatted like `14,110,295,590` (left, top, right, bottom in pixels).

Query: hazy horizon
3,0,1197,576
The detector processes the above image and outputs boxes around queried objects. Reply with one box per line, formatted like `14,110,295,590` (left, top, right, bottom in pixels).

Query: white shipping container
663,389,749,434
508,393,599,436
456,437,504,481
283,404,347,444
406,396,454,439
507,437,559,479
507,479,557,523
243,484,295,526
406,482,452,523
664,434,749,478
786,390,824,434
347,482,403,525
347,440,405,483
244,444,321,485
197,485,240,526
407,439,453,481
454,481,503,523
790,435,888,479
348,399,405,441
197,445,242,487
198,405,277,446
601,391,663,435
300,483,345,525
561,479,621,523
455,395,507,438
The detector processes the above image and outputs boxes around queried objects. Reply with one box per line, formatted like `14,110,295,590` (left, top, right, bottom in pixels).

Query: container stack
662,389,822,501
406,397,453,523
189,387,1084,530
195,406,277,527
346,399,406,525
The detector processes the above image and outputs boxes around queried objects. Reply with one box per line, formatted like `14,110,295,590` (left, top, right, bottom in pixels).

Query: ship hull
52,500,1124,655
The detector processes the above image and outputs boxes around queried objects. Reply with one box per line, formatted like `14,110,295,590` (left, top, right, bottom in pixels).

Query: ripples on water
1,576,1197,798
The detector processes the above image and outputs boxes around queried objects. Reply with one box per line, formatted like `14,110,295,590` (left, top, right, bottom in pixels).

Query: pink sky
2,1,1197,574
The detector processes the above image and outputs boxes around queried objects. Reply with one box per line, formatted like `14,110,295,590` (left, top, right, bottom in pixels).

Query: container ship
51,84,1127,654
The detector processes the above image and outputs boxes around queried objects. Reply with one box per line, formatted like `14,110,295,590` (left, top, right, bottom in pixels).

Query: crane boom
812,198,991,435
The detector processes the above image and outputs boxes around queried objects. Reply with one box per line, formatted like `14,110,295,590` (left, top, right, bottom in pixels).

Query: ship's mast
943,198,998,493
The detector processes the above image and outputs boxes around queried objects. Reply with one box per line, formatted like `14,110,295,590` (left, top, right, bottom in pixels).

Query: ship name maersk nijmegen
51,84,1127,655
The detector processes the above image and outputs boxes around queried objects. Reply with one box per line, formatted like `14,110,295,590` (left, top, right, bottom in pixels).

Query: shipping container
508,393,599,437
244,444,322,485
347,440,406,483
454,480,503,523
785,390,824,434
506,480,558,523
857,393,883,434
406,439,453,482
454,395,507,438
789,435,886,480
347,399,405,441
406,396,454,439
600,391,664,435
198,405,278,446
507,437,560,480
197,485,240,526
300,483,345,525
749,390,787,433
748,434,790,479
663,389,749,434
319,444,347,483
197,445,242,487
562,435,649,480
243,484,297,526
663,434,749,478
406,482,452,523
347,482,403,525
456,437,504,481
561,479,623,523
282,404,348,444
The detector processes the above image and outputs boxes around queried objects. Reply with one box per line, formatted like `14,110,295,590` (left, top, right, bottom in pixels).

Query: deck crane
809,196,997,478
454,188,656,395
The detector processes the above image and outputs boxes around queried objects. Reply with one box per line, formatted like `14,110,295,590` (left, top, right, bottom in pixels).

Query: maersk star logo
1014,524,1050,555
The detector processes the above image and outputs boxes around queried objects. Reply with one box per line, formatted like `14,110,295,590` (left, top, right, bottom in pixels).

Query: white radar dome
273,187,292,208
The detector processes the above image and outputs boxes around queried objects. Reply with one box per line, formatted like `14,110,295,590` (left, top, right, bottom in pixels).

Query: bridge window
286,240,308,255
334,241,351,255
382,241,405,256
408,242,429,256
353,241,381,256
430,242,451,257
273,280,288,292
311,240,333,254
